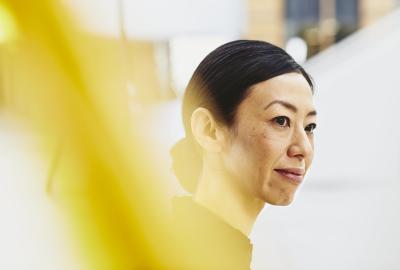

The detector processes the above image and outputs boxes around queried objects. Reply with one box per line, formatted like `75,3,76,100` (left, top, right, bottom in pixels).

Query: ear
190,107,227,153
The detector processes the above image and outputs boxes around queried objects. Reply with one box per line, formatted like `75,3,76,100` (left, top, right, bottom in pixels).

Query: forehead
240,73,314,114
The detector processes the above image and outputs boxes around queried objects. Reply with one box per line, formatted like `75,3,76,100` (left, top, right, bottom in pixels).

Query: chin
263,193,295,206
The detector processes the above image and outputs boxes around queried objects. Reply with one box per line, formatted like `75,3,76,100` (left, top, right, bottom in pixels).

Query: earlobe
190,108,223,152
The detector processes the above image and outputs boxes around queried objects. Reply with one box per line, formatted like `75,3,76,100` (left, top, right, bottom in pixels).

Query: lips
274,168,305,184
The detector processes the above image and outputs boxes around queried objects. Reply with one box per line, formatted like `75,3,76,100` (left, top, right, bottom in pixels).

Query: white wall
305,8,400,184
251,8,400,270
65,0,246,40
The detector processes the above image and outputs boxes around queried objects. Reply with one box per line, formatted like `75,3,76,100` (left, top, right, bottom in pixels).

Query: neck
193,161,265,237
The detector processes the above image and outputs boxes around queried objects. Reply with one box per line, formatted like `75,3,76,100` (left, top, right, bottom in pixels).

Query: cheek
261,124,292,143
225,126,275,184
239,127,283,182
240,125,278,162
251,126,288,162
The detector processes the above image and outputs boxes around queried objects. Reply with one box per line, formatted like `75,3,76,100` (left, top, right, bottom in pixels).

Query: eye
305,123,317,134
273,116,290,127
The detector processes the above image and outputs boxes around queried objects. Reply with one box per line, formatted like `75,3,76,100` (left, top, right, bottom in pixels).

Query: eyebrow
264,100,317,117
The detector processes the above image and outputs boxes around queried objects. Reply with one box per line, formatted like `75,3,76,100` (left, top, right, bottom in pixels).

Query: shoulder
171,196,253,270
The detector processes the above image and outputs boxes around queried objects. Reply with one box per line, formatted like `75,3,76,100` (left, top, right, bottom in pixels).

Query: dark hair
171,40,313,193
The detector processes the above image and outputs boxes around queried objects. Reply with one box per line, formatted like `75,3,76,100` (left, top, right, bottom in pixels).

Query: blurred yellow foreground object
0,1,182,269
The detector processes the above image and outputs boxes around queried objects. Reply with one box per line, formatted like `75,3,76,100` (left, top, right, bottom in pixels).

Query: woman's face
222,72,316,205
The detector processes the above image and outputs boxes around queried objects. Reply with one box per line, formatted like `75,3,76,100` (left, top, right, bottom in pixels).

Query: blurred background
1,0,400,269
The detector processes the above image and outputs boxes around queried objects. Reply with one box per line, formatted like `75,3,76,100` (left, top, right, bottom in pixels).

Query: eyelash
273,116,290,127
305,123,317,134
272,116,317,134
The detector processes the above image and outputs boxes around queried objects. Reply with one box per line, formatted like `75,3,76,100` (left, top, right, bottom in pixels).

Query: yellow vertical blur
0,1,181,269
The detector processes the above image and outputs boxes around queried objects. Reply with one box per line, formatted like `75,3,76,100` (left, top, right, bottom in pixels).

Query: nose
287,126,313,161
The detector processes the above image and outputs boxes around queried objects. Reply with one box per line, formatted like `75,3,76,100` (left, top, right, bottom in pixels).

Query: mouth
274,168,305,185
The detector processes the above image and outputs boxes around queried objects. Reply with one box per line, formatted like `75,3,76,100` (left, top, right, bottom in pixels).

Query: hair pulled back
171,40,313,193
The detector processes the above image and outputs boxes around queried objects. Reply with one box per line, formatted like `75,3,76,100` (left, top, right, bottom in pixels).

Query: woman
171,40,317,270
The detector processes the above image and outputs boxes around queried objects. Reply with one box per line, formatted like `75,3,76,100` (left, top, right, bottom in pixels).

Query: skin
191,72,317,236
